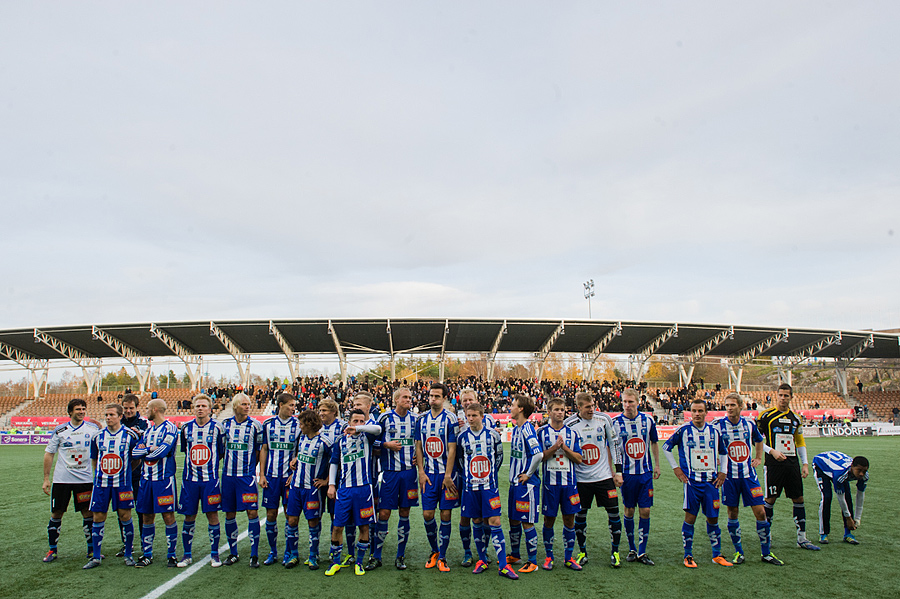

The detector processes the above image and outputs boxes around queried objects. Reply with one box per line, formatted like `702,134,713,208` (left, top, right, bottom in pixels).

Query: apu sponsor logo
469,456,491,479
727,441,750,462
425,436,445,459
190,444,212,466
625,438,646,460
582,443,601,465
100,453,123,475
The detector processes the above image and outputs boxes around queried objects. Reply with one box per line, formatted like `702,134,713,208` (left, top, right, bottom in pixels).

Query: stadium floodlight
583,279,595,318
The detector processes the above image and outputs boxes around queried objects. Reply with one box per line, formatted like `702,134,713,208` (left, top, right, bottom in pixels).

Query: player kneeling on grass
284,409,332,570
84,404,140,569
133,399,179,568
325,409,381,577
663,398,732,568
812,452,868,545
537,398,584,571
714,393,783,566
457,402,518,580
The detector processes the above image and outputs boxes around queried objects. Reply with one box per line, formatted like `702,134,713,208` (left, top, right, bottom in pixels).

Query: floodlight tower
583,279,595,318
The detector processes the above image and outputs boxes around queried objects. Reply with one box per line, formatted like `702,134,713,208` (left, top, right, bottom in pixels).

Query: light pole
583,279,595,318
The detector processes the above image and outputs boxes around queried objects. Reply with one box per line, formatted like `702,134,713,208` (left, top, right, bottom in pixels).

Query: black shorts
577,479,619,511
764,462,804,500
51,482,93,513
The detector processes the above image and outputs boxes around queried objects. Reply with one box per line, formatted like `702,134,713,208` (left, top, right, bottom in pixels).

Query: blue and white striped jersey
292,433,332,489
378,409,418,472
509,421,541,485
458,412,498,433
320,418,345,446
813,451,869,493
714,416,763,480
613,413,658,476
458,426,504,492
565,412,621,483
90,426,139,488
414,409,458,475
537,424,581,486
262,416,301,478
134,420,179,481
330,430,378,489
663,422,727,483
46,420,99,484
221,416,264,478
180,419,225,482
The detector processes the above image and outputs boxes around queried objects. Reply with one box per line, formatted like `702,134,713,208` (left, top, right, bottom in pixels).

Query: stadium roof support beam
439,320,449,382
678,327,733,387
210,322,251,389
734,329,790,366
725,359,743,392
834,334,875,396
486,320,507,381
632,324,678,384
268,321,301,381
536,321,565,383
150,324,202,391
328,320,347,385
584,323,622,381
33,329,101,394
0,341,49,398
785,332,842,368
91,326,153,392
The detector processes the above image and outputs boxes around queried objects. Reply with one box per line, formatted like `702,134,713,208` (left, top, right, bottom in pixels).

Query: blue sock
285,524,299,560
563,526,576,561
624,516,636,552
398,517,411,558
481,523,491,556
356,540,369,566
508,522,522,557
608,513,622,552
83,517,93,553
48,518,61,550
121,518,134,558
473,523,487,562
373,519,387,560
208,523,221,557
330,543,342,564
757,520,771,555
225,518,238,555
92,522,105,560
346,526,356,557
727,518,742,554
248,517,260,557
165,523,177,559
490,525,508,569
575,512,588,552
524,525,538,563
682,521,694,557
424,518,438,553
141,524,155,558
707,522,722,557
459,523,472,556
309,522,321,559
266,520,278,555
438,519,451,559
182,521,195,558
542,526,554,559
638,517,650,556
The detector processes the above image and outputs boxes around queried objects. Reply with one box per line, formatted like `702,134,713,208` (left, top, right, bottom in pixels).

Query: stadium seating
851,391,900,421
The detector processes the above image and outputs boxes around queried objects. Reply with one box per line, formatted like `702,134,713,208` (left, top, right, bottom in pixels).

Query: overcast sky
2,1,899,346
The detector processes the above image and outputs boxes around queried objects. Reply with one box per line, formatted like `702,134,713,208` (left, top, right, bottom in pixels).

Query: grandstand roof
1,319,898,365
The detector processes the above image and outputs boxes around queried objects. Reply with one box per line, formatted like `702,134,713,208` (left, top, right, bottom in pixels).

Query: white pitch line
140,510,281,599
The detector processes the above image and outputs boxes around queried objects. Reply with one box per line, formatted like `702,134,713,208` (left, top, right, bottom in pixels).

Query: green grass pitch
3,437,898,599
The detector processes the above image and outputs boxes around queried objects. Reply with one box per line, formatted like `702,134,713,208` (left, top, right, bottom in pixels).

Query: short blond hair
232,393,251,409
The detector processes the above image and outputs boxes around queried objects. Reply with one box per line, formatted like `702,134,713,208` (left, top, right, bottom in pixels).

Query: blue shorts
421,471,461,511
508,483,539,523
621,472,654,509
333,485,375,528
722,477,765,508
461,488,502,520
261,476,291,510
378,469,419,510
90,485,135,513
136,478,177,514
541,483,581,517
286,486,324,520
683,481,720,517
221,476,259,513
178,479,222,515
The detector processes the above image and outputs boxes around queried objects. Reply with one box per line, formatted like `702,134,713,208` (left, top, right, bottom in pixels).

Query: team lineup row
41,383,870,579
